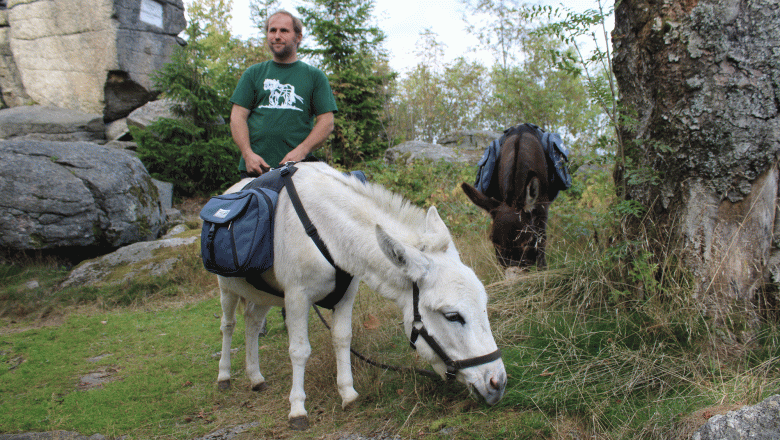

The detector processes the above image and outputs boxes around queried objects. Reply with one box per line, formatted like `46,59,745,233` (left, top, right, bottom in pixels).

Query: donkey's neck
295,165,425,303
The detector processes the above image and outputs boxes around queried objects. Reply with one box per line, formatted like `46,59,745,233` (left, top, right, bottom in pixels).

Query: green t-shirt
230,60,338,171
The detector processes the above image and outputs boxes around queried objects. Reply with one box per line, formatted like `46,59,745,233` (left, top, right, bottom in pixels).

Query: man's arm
230,104,270,175
279,111,335,165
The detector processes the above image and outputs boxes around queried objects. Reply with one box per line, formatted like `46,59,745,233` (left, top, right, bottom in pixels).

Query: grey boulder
0,139,166,250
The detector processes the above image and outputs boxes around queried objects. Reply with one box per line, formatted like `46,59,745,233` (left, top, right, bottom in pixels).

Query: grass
1,160,779,439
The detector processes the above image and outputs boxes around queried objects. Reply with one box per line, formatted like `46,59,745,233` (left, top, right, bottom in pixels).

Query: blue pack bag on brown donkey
474,123,572,201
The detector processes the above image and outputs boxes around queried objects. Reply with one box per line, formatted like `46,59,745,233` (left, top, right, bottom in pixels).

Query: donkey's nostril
490,376,500,390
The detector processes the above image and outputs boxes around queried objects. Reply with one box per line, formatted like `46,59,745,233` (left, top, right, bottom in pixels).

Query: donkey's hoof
289,415,309,431
341,389,359,410
251,381,269,392
217,380,231,390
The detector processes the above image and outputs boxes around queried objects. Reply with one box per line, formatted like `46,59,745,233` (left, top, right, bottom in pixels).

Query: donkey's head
375,207,506,405
462,180,549,268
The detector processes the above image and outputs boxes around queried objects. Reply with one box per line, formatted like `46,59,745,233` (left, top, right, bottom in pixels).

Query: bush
133,120,238,197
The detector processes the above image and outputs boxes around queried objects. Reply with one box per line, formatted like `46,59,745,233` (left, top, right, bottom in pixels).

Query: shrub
133,120,238,197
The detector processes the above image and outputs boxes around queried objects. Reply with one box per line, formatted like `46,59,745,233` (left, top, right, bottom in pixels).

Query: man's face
267,14,301,62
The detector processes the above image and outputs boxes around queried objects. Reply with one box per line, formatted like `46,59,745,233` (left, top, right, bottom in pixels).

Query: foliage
360,159,487,236
180,0,269,107
248,0,280,31
297,0,394,167
483,42,599,138
386,31,492,144
133,121,237,197
460,0,606,151
522,0,625,193
135,0,270,196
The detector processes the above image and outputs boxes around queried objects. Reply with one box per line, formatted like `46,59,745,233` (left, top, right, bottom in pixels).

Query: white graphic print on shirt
260,78,304,111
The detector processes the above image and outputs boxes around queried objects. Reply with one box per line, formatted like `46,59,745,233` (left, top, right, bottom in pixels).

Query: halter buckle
445,367,457,381
409,323,422,349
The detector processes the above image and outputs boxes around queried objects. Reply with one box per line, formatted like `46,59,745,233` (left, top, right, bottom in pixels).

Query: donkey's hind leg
244,301,272,391
330,278,360,409
217,283,239,390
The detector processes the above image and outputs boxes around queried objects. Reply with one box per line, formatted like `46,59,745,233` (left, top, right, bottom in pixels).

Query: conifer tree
296,0,394,166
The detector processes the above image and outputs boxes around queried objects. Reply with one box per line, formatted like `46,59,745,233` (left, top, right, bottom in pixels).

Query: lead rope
312,305,439,379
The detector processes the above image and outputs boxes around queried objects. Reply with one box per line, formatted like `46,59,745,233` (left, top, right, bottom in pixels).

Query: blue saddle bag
199,188,278,277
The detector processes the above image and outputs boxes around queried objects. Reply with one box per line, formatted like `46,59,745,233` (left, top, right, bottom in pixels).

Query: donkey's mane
307,163,450,252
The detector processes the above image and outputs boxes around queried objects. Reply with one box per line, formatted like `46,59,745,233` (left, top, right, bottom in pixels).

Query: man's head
265,11,303,62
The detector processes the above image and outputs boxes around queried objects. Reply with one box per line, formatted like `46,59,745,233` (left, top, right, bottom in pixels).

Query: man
230,10,337,178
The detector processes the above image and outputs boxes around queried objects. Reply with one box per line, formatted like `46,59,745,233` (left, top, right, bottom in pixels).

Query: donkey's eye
444,312,466,325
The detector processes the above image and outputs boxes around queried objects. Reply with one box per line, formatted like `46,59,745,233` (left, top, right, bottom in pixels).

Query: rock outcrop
0,0,186,120
0,138,167,252
385,130,500,165
60,233,198,289
0,105,105,142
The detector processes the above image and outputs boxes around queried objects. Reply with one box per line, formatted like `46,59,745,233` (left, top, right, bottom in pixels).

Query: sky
227,0,611,74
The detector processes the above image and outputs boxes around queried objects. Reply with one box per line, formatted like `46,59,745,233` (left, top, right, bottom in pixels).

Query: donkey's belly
218,274,285,307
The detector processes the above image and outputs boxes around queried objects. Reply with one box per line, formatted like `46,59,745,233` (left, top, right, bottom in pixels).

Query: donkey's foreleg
285,297,312,430
331,279,360,409
218,288,240,390
243,301,272,391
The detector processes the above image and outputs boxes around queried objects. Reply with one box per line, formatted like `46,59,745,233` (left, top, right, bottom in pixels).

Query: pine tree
296,0,394,166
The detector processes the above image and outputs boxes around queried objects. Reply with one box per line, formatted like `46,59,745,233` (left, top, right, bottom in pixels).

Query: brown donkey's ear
461,182,502,214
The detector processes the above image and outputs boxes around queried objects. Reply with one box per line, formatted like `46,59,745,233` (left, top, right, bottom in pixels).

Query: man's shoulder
246,60,275,71
247,60,324,74
239,61,274,80
293,61,325,75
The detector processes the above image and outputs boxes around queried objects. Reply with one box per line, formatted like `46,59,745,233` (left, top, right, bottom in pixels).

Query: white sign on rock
140,0,164,28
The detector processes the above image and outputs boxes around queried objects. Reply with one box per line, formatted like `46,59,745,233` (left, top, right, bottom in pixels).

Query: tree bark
612,0,780,330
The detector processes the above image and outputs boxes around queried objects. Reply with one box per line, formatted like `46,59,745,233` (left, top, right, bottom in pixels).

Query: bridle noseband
408,282,502,380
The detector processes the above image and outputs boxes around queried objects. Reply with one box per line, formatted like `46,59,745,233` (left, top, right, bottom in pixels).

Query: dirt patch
0,310,68,336
77,366,121,391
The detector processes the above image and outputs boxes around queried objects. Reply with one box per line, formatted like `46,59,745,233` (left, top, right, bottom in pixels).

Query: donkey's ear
425,206,447,234
422,206,452,252
376,224,429,281
524,177,541,213
461,183,502,214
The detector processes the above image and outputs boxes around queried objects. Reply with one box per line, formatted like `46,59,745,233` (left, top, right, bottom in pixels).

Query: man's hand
278,112,335,166
280,146,310,165
231,104,271,175
244,151,271,175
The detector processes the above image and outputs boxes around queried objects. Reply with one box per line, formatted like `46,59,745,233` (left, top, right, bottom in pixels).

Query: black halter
408,283,503,380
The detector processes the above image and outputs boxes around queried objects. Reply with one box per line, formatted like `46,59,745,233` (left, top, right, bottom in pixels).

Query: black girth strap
408,282,503,380
280,164,354,310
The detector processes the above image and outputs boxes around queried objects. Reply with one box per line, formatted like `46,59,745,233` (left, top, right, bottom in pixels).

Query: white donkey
216,161,506,430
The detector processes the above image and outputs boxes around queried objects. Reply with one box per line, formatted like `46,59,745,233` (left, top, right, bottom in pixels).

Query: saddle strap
280,164,353,310
281,164,334,266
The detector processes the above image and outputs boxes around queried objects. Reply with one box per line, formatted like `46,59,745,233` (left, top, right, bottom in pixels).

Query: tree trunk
612,0,780,331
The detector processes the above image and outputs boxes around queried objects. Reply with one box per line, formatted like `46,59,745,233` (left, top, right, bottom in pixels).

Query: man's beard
270,41,296,60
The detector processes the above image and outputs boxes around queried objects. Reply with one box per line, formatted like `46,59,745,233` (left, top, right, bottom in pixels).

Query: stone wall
0,0,185,121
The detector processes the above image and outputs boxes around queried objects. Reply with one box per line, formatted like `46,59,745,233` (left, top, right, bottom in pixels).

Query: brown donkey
462,124,551,269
